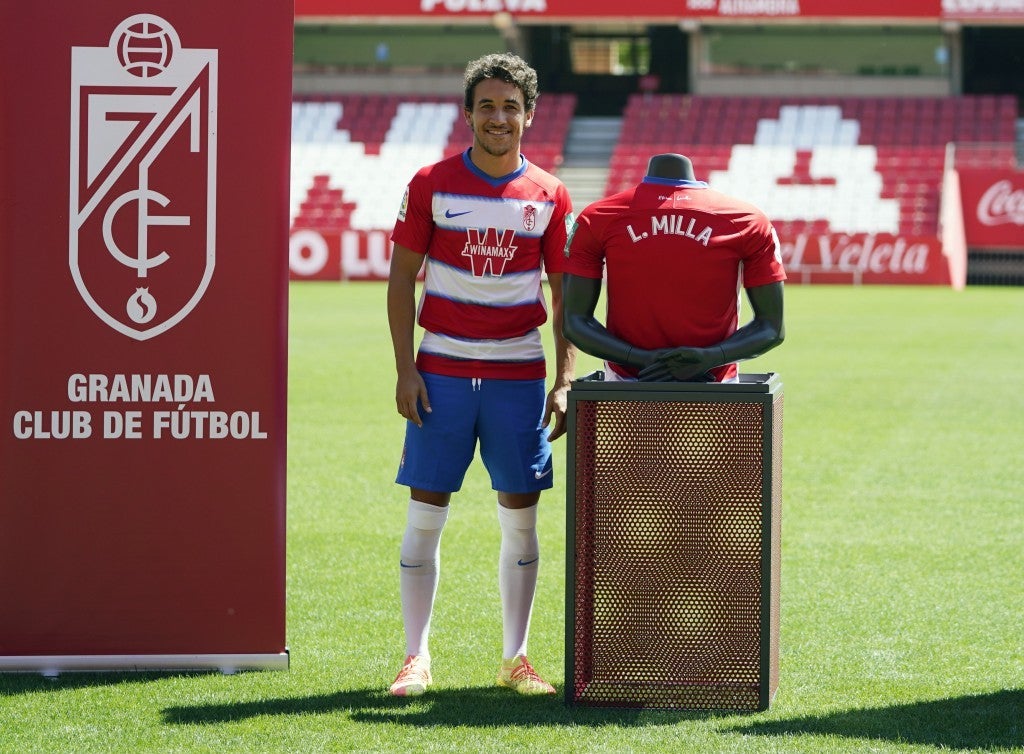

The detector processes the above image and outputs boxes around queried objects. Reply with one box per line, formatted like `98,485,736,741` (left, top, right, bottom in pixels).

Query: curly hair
463,53,539,113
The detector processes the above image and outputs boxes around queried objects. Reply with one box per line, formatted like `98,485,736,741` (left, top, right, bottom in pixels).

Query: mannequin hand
638,347,717,382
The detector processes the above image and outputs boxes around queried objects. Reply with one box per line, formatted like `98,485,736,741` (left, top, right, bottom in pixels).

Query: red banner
295,0,1024,20
290,229,394,281
290,228,959,285
941,0,1024,20
1,1,291,671
289,228,434,281
958,169,1024,250
778,233,956,285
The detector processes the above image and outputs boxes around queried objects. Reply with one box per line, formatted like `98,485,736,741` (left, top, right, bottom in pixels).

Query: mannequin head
646,153,695,180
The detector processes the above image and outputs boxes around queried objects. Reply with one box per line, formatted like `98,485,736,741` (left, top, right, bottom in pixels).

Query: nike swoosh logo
445,209,472,219
517,558,539,567
534,468,552,479
400,561,423,569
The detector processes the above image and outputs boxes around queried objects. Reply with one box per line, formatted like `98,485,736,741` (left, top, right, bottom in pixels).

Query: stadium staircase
558,116,622,212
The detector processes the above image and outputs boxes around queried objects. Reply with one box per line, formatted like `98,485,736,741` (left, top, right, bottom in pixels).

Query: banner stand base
0,651,289,677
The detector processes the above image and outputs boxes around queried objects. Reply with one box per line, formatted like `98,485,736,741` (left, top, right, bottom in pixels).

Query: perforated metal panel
566,375,782,711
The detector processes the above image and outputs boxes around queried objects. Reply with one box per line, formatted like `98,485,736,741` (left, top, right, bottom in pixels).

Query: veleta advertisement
0,2,291,672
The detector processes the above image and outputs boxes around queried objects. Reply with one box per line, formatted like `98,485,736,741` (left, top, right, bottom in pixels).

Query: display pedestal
566,373,782,710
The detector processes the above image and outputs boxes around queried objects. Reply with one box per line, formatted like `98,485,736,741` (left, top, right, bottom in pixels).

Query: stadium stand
290,93,576,231
609,94,1019,238
291,92,1016,239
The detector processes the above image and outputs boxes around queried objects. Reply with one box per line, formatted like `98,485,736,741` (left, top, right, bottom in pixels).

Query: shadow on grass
162,685,737,729
727,689,1024,751
0,671,204,696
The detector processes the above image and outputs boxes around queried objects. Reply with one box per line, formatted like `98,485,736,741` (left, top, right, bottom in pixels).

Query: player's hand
395,368,431,427
543,385,569,442
638,347,716,383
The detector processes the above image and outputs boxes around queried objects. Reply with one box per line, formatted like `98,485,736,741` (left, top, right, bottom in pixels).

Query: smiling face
464,77,534,175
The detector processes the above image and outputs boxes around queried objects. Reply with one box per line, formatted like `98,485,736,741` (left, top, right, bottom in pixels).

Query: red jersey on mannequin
563,153,786,382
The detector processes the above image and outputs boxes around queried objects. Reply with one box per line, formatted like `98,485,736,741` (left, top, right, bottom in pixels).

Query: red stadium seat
292,93,1016,237
608,93,1018,234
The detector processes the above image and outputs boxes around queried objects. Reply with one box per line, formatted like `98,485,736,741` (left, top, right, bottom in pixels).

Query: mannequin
645,152,696,180
562,153,785,382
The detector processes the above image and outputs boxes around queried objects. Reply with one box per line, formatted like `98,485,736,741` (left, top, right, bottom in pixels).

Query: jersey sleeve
540,182,574,274
740,211,787,288
390,169,433,255
561,210,605,279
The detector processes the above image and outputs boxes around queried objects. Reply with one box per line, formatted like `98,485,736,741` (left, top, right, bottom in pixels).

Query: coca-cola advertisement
959,169,1024,250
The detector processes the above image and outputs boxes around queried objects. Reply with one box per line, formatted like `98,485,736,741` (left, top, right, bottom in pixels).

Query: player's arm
387,244,430,426
562,273,661,369
638,281,785,382
543,272,576,442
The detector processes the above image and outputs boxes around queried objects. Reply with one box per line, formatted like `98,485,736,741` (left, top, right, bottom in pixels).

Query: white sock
399,499,449,658
497,503,540,660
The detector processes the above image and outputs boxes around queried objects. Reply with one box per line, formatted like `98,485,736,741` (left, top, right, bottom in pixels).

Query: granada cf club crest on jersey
523,204,536,232
69,15,217,340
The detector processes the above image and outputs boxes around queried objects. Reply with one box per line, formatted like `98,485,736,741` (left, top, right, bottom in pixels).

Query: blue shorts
396,373,553,494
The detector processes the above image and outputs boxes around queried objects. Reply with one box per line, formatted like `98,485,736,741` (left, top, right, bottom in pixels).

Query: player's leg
479,378,556,694
390,374,478,696
495,497,539,661
478,377,553,497
494,498,554,694
390,497,447,697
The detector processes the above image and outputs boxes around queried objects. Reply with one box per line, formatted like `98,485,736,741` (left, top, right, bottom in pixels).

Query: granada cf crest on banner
70,14,217,340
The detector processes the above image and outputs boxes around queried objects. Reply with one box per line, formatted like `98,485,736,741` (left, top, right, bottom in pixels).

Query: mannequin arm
562,273,659,369
638,282,785,381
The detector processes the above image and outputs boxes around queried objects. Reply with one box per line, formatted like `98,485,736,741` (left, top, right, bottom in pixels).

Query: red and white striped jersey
392,149,574,380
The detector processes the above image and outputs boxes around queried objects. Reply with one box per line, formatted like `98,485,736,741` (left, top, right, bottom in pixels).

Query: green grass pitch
2,282,1022,753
